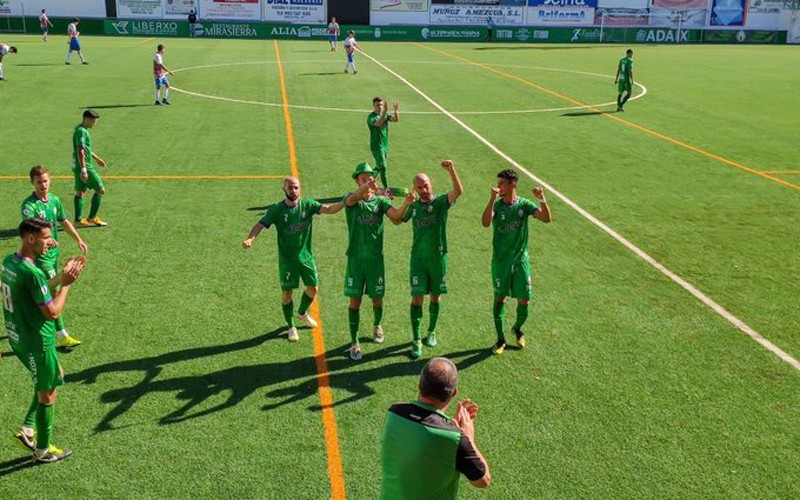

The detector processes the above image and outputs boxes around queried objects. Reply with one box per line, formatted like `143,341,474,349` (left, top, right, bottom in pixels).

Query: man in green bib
2,218,86,463
401,159,463,360
380,357,491,499
481,169,551,355
243,177,344,342
614,49,634,112
344,162,413,361
21,165,88,349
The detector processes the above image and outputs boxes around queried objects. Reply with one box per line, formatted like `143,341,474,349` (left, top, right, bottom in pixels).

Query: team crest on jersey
518,209,524,218
500,213,506,220
39,210,46,218
23,209,31,217
427,205,433,213
301,211,307,219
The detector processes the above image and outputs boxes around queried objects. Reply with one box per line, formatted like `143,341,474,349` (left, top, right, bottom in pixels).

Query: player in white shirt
343,31,360,74
65,19,88,65
327,17,340,52
153,44,175,106
0,44,18,81
39,9,53,42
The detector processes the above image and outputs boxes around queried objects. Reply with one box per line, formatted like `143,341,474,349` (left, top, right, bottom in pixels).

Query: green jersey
380,401,486,500
2,253,55,353
492,196,539,263
259,197,322,263
618,56,633,82
21,192,67,267
402,194,453,259
345,195,393,259
368,112,390,152
72,124,95,172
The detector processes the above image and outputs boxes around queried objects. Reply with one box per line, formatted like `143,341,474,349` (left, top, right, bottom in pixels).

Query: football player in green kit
401,160,463,360
614,49,634,112
344,162,414,361
367,97,399,187
21,165,88,349
243,177,344,342
481,169,551,355
3,218,86,462
72,109,109,226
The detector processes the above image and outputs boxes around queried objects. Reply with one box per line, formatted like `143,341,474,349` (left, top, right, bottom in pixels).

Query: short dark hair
83,109,100,119
626,49,633,55
157,44,165,51
372,97,383,104
419,358,458,403
497,169,518,184
19,218,52,238
9,46,17,54
72,18,79,23
29,165,49,179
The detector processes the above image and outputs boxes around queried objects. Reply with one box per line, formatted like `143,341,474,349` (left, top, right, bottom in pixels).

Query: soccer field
0,34,799,498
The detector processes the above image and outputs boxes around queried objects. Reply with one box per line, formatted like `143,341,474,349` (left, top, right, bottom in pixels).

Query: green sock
282,301,295,327
493,301,506,344
74,196,84,220
35,403,54,450
410,304,423,341
373,305,383,327
513,303,529,331
348,308,360,345
55,316,65,334
23,393,38,428
88,193,102,219
298,292,314,316
428,302,440,333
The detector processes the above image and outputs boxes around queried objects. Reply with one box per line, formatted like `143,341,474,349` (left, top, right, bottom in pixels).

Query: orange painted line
274,39,347,500
0,174,287,180
418,44,800,192
761,171,800,175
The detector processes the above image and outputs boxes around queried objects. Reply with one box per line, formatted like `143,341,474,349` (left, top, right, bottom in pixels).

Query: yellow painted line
0,175,287,180
417,44,800,192
274,39,347,500
136,37,155,45
761,171,800,175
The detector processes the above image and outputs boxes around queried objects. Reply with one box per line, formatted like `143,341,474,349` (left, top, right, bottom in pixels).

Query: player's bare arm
61,218,88,253
92,152,106,167
532,187,551,223
387,191,415,225
242,222,266,249
481,187,500,227
320,201,345,214
374,99,389,128
389,102,399,123
40,256,86,320
346,178,376,206
443,160,463,204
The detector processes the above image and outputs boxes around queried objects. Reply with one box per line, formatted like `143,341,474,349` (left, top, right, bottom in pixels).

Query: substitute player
243,177,343,342
344,162,414,361
153,44,175,106
328,17,340,51
615,49,634,112
72,109,109,226
64,18,88,65
401,160,463,359
481,169,551,355
3,218,86,463
0,43,17,81
39,9,53,42
368,97,399,187
343,30,360,74
22,165,88,349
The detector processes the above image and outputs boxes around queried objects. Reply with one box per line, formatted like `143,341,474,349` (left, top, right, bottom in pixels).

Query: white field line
357,50,800,372
170,61,645,115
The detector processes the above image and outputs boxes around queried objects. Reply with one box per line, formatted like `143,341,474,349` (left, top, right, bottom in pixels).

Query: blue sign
709,0,746,26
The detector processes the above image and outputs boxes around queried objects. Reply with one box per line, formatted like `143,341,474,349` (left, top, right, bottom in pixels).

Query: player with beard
243,177,344,342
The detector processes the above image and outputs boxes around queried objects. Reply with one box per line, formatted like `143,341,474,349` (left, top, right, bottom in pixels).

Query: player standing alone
615,49,634,112
368,97,399,188
72,109,109,227
65,18,88,65
343,30,360,74
153,44,175,106
0,43,17,81
328,17,340,51
39,10,53,42
481,170,551,355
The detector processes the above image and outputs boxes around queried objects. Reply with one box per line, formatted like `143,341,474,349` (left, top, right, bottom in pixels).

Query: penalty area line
358,49,800,373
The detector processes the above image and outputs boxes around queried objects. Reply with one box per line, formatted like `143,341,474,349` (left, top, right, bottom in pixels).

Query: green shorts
618,79,632,94
371,148,388,172
74,168,105,192
409,255,448,296
492,259,532,299
344,256,385,298
279,258,318,291
13,346,64,392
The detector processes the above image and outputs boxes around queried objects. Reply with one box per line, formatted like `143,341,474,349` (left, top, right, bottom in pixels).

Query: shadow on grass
474,46,604,51
80,104,154,109
0,456,36,478
561,110,611,117
0,228,19,241
70,328,491,432
299,72,345,76
13,63,64,67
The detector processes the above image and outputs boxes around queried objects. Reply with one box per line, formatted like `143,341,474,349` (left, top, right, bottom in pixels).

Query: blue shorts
328,34,337,42
69,38,81,51
41,27,49,34
347,52,354,63
155,76,169,88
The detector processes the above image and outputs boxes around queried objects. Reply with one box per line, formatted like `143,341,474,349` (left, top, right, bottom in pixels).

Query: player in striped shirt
39,10,53,43
64,19,88,65
153,45,175,106
0,43,17,81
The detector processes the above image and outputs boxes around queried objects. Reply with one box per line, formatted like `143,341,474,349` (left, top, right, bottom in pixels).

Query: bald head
413,173,433,202
419,357,458,404
283,176,300,202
